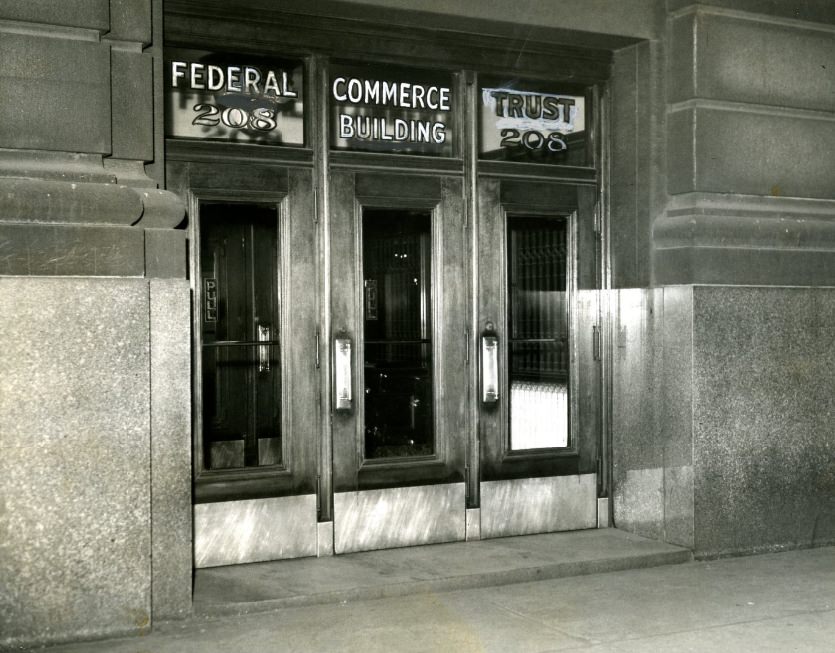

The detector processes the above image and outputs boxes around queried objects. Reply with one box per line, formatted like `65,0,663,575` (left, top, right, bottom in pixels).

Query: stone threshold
192,528,691,618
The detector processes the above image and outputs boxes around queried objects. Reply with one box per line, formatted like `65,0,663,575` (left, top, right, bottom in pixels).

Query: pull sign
364,279,378,320
203,278,218,322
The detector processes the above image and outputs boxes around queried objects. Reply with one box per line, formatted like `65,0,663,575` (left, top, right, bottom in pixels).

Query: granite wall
0,278,190,647
613,286,835,558
692,286,835,557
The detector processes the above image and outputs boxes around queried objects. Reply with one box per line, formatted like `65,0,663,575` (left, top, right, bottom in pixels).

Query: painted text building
1,0,834,647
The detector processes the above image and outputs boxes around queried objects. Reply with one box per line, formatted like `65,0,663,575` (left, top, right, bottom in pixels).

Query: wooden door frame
329,170,468,494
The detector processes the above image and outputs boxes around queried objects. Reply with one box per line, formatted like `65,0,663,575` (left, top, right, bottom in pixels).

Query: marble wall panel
334,484,465,553
612,287,695,548
481,475,597,539
194,495,318,568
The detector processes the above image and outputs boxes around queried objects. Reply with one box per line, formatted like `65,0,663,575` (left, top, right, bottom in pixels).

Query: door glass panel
362,209,434,459
507,216,569,450
200,203,281,470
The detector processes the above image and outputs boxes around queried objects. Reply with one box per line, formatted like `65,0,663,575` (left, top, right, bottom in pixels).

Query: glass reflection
199,203,281,470
363,210,434,459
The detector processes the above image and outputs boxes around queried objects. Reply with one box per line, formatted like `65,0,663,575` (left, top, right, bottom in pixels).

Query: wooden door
329,171,469,553
188,166,320,567
475,178,602,538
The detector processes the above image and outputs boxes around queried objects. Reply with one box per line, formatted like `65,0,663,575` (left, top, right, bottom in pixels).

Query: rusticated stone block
668,12,835,112
0,33,111,153
667,106,835,199
108,0,152,44
0,0,109,30
667,0,835,26
111,50,154,161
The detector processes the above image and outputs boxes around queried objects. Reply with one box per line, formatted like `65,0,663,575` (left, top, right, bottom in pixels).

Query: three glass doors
191,168,601,567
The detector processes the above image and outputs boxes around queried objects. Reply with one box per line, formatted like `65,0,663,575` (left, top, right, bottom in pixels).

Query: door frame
177,161,323,567
328,170,470,553
469,175,603,538
189,189,291,488
189,188,305,499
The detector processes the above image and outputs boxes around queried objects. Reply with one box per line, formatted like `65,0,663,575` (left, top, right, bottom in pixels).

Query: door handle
258,324,271,372
334,334,352,411
481,322,499,404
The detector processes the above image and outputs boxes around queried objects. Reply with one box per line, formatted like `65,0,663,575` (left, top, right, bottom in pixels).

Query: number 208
191,103,277,132
500,128,567,152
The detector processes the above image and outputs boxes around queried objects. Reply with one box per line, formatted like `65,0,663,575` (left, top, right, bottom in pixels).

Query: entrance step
193,528,691,618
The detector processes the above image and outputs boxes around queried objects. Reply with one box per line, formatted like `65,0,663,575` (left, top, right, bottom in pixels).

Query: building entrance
186,168,602,566
163,16,610,568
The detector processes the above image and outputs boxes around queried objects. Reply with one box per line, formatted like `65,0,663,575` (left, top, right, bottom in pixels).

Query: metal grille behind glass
508,216,569,449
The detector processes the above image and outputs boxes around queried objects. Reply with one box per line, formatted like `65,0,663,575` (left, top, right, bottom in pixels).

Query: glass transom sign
480,77,587,166
164,48,304,146
330,62,455,156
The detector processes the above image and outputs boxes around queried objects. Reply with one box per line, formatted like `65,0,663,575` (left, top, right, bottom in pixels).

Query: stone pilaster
0,1,191,647
656,2,835,285
0,0,185,278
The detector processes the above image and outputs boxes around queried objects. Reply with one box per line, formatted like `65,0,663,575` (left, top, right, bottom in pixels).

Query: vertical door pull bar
258,325,271,372
481,322,499,404
334,334,352,411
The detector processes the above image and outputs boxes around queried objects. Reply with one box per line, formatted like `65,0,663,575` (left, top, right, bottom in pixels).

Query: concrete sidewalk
23,541,834,652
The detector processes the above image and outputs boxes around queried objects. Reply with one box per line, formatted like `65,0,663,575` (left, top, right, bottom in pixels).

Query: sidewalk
25,540,835,652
